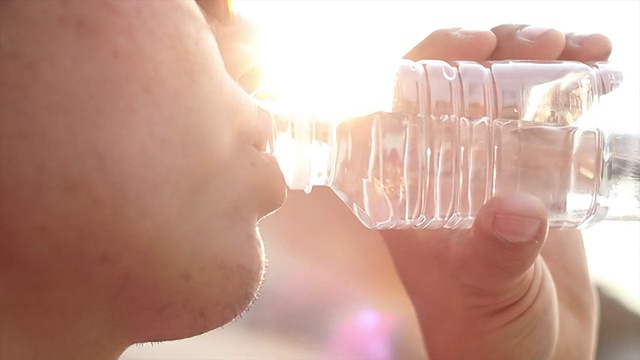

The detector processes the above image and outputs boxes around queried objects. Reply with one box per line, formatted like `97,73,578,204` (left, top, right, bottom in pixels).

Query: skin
0,1,612,359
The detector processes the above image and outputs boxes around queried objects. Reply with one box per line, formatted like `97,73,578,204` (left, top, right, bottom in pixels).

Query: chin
203,229,267,331
125,226,267,344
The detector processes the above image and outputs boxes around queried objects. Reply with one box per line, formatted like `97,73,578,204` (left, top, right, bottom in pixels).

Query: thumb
463,193,549,293
381,194,553,359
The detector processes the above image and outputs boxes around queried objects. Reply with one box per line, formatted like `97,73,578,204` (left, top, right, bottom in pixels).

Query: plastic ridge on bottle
257,60,639,230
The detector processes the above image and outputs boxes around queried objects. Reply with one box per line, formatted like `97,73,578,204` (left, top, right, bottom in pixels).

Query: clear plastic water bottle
258,60,639,230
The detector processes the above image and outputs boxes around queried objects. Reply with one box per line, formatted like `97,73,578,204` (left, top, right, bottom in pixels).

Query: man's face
0,0,285,342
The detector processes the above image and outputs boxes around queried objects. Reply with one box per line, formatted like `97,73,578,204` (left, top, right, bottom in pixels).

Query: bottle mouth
273,111,316,193
252,94,314,192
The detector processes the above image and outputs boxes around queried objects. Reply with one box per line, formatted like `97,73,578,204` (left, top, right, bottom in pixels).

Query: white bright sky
234,0,640,310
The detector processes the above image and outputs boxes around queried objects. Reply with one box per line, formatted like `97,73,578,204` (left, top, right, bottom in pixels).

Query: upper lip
251,106,272,152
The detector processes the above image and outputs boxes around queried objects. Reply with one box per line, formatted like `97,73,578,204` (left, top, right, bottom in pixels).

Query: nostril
237,65,264,94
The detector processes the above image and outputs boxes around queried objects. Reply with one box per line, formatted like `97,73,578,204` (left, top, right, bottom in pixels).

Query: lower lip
256,150,287,214
259,150,286,186
262,151,280,169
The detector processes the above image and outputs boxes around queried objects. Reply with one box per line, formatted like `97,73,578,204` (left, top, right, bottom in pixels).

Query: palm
541,230,597,358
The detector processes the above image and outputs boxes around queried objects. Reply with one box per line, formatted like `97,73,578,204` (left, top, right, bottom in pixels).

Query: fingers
559,33,612,61
403,28,497,61
490,24,567,60
405,24,613,64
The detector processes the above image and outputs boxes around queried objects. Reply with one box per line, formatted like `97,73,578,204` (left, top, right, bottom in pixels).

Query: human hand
383,25,612,360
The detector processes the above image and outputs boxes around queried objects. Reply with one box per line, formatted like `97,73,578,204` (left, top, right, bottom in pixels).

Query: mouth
250,106,273,153
247,104,287,215
253,148,287,219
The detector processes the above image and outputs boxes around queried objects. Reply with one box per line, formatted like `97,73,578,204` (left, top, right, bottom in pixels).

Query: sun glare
234,1,406,122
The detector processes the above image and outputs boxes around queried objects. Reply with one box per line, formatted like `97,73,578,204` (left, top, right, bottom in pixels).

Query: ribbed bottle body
326,60,625,229
263,60,635,229
330,112,607,230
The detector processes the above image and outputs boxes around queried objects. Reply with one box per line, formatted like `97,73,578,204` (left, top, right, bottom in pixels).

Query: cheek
84,139,269,340
75,122,267,336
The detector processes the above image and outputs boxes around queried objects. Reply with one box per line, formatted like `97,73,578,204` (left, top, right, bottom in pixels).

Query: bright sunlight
235,0,640,310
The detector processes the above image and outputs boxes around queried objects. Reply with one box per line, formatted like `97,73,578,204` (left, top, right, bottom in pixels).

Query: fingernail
567,33,605,47
518,26,550,42
492,214,543,243
567,33,586,47
456,28,487,36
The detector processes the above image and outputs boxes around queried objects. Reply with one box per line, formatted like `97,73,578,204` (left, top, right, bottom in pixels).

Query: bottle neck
266,109,334,193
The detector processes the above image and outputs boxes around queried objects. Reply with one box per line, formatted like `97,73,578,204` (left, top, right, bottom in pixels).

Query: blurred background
122,1,639,359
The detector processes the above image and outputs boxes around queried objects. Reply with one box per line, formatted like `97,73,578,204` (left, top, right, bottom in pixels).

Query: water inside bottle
329,111,607,230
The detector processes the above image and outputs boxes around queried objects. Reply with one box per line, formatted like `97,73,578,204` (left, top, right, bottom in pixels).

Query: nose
214,15,264,93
